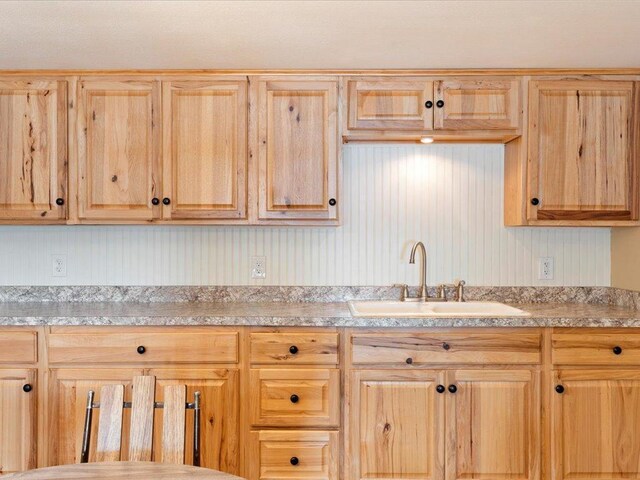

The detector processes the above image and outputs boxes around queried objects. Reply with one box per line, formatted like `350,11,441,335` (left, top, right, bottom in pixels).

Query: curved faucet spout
409,241,427,300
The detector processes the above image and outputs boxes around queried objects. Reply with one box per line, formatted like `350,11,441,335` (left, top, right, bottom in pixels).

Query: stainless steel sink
348,300,530,318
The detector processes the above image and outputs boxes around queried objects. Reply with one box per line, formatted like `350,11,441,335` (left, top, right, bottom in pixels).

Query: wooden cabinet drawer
250,333,339,365
351,332,541,365
249,430,339,480
0,331,37,364
48,331,238,364
552,333,640,365
250,369,340,427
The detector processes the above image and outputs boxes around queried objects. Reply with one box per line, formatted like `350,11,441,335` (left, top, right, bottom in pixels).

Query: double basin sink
348,300,530,318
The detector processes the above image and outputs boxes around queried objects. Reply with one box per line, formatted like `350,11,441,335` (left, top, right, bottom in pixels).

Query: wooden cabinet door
346,78,434,130
528,80,638,222
257,78,339,221
446,370,540,480
162,80,247,220
551,369,640,480
348,370,445,480
77,78,161,221
434,79,520,130
148,368,239,475
0,369,36,474
0,79,67,221
48,368,141,465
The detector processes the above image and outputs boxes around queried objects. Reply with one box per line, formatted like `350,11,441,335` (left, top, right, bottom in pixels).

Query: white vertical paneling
0,145,610,286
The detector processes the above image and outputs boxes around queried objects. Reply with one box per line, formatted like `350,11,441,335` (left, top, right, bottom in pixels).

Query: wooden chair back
81,376,201,465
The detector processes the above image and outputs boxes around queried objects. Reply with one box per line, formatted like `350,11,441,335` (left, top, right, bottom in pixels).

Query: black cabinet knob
290,394,299,403
448,384,457,394
613,346,623,355
555,385,565,394
55,198,64,206
436,100,445,108
436,384,445,394
162,197,171,205
442,342,451,351
405,357,413,365
531,198,540,206
425,100,433,109
290,457,299,466
289,345,299,354
23,384,32,393
151,198,160,206
328,198,337,206
137,345,146,354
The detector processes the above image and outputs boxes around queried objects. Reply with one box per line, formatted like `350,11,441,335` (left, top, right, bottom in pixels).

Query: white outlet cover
51,254,67,277
538,257,554,280
251,256,266,279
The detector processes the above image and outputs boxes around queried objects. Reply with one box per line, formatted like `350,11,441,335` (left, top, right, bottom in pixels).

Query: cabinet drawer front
249,430,339,480
0,332,37,363
351,333,541,365
48,332,238,364
250,333,339,365
250,369,340,427
552,333,640,365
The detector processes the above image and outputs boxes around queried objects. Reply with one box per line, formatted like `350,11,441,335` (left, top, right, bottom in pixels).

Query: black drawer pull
425,100,433,109
290,456,299,466
555,385,565,394
405,357,413,365
290,394,299,403
436,100,444,108
448,384,457,394
55,198,65,206
289,345,299,354
23,384,33,393
137,345,146,354
613,346,623,355
436,385,445,394
442,342,450,351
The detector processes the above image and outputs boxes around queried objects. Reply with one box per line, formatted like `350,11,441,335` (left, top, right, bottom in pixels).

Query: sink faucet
408,241,428,301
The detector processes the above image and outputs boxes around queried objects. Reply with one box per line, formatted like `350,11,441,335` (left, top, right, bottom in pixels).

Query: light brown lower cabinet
551,369,640,480
248,430,339,480
348,368,539,480
0,368,37,474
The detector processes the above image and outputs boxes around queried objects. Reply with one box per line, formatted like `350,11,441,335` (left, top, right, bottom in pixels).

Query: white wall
0,145,610,286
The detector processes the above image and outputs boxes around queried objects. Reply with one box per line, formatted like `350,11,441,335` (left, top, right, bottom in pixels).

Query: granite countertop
1,300,640,327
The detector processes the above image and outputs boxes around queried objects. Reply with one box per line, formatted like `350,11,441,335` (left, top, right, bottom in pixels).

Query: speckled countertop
1,301,640,327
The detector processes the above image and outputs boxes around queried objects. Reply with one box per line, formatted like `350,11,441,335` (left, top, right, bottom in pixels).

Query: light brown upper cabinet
433,79,520,130
345,77,520,138
0,79,67,222
347,78,434,130
256,77,339,222
514,80,639,225
77,78,161,222
162,79,247,221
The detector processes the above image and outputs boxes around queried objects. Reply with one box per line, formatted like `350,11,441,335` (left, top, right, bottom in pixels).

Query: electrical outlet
538,257,554,280
52,254,67,277
251,256,266,279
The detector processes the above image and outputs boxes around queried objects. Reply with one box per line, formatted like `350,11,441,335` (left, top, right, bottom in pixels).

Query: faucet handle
393,284,409,301
454,280,466,302
436,284,447,301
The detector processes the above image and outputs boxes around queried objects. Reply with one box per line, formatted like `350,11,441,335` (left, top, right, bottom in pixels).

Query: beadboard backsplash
0,144,610,286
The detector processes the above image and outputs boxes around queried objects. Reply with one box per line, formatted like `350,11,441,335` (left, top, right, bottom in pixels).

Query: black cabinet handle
290,457,299,466
442,342,450,351
328,198,337,206
425,100,433,109
151,198,160,206
436,100,445,108
531,198,540,206
448,384,457,394
613,346,623,355
162,197,171,205
405,357,413,365
290,394,299,403
23,384,32,393
555,385,565,394
289,345,299,354
137,345,146,354
436,385,445,394
55,198,64,206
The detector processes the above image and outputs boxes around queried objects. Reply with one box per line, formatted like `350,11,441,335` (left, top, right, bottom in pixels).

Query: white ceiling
1,0,639,70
